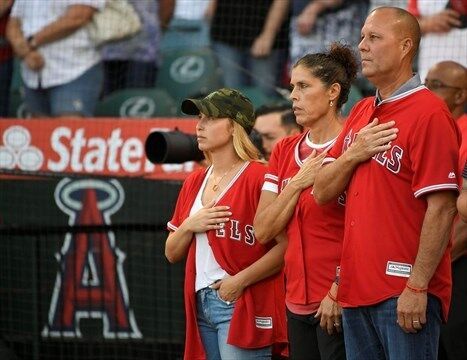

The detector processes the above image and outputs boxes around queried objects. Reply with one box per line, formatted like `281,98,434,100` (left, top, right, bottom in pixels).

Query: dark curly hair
293,42,359,110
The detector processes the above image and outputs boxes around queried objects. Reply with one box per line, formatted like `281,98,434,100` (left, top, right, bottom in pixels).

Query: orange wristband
406,283,428,293
327,291,338,302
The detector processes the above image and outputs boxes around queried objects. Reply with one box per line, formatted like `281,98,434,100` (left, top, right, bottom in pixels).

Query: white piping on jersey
294,130,338,167
323,157,336,164
167,222,177,232
414,183,459,198
264,174,278,182
375,85,426,106
213,161,250,205
262,181,278,194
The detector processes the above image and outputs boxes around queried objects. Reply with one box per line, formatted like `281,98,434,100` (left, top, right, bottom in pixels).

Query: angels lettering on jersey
343,129,404,174
215,219,255,246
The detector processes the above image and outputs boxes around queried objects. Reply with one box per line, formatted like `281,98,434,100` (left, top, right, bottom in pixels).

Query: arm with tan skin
159,0,175,31
251,0,290,58
27,5,96,47
254,150,327,243
313,118,398,205
6,17,44,71
417,9,462,35
212,232,287,302
0,0,12,16
204,0,216,21
296,0,342,36
165,200,232,263
397,191,458,333
315,281,342,335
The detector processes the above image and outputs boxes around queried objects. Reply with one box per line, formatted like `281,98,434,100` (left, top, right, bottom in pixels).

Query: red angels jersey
264,132,345,308
168,161,287,360
325,86,461,320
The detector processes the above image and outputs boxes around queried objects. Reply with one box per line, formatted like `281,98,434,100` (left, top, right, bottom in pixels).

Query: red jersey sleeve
167,176,193,232
410,108,461,198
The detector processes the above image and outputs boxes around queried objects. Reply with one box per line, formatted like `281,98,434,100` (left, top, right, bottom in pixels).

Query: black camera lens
145,131,205,164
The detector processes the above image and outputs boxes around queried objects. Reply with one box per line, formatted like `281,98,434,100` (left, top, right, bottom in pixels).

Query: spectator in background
407,0,466,81
254,43,358,360
208,0,290,97
369,0,407,12
254,104,302,160
0,0,13,117
313,7,460,360
290,0,369,67
425,60,467,360
425,61,467,166
161,0,211,51
101,0,175,98
6,0,104,118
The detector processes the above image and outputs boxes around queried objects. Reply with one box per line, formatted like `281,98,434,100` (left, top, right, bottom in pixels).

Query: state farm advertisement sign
0,118,199,180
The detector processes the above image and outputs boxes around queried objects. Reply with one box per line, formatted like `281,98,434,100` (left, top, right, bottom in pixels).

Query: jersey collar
374,74,423,106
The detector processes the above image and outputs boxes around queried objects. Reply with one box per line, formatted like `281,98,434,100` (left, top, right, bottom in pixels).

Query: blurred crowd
0,0,465,119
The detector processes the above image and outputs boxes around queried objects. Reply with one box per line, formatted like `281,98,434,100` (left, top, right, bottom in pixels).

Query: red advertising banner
0,118,200,180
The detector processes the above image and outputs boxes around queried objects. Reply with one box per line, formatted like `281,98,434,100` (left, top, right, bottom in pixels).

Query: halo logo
170,55,205,83
0,125,43,171
42,178,141,339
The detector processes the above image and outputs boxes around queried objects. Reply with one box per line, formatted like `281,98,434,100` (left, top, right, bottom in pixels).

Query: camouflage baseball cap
181,88,255,134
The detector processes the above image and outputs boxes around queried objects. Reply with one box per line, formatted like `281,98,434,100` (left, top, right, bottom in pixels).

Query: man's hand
315,283,342,335
396,287,427,333
250,33,274,58
24,51,45,71
422,9,462,34
346,118,398,164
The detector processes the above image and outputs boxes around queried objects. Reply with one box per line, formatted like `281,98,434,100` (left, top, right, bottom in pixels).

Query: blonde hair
231,121,263,162
204,121,264,163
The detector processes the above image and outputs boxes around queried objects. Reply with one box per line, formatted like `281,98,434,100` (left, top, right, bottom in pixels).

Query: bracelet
406,283,428,293
327,291,338,302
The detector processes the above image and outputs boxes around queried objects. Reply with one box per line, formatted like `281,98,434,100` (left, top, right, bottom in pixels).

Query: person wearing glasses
425,60,467,360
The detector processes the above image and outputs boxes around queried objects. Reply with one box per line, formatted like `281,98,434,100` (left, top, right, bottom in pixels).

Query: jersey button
350,220,355,226
354,192,358,196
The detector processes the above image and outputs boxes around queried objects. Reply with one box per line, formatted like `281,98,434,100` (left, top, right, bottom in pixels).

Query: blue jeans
212,41,281,97
24,62,103,117
196,287,272,360
342,296,441,360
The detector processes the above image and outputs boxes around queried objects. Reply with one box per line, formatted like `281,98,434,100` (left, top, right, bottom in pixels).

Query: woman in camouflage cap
166,88,287,359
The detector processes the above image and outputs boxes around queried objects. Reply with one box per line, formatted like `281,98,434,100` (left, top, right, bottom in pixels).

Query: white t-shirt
174,0,210,20
192,166,227,292
11,0,105,89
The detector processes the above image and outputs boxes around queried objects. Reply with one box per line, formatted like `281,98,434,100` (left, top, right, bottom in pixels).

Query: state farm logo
0,125,43,170
47,127,195,174
169,55,205,84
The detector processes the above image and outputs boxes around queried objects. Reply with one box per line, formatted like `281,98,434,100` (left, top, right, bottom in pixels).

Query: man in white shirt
7,0,105,117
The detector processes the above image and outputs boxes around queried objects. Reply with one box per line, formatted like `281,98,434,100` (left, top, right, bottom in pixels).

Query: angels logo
42,178,141,339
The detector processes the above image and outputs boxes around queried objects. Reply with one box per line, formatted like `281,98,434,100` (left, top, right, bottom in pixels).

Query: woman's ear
329,82,342,102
